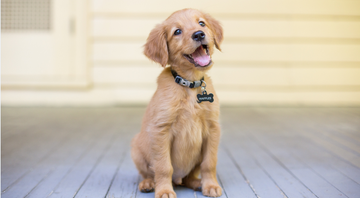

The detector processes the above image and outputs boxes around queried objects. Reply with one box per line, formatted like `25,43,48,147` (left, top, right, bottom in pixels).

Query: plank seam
302,132,360,168
216,173,228,198
247,134,320,198
222,145,260,198
134,175,140,198
307,130,360,157
104,150,127,198
1,135,70,194
294,137,360,195
251,157,289,198
24,169,55,198
72,132,120,198
45,127,108,198
288,141,351,198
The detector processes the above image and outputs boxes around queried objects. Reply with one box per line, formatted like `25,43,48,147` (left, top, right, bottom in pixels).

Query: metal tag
197,92,214,103
197,80,214,103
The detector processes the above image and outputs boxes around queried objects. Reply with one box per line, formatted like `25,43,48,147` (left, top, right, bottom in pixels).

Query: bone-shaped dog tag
197,92,214,103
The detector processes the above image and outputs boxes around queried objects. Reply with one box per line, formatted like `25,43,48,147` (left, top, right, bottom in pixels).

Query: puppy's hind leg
131,138,155,193
183,165,202,191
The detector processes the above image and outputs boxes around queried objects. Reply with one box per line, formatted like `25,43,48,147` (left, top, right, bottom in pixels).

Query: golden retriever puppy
131,8,223,198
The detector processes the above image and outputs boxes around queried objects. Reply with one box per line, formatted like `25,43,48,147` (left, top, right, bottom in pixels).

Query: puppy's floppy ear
144,24,168,67
204,13,223,51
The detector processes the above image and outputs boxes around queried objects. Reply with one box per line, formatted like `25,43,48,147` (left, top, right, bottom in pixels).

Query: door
1,0,88,88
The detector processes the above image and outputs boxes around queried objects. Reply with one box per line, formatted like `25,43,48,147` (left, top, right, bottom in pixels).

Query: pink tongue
191,46,210,66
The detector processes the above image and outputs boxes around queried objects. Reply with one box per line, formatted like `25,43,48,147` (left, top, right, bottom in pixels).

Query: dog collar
171,69,204,88
171,69,214,103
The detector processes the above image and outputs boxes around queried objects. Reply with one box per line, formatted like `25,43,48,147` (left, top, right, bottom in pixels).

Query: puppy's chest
172,90,209,138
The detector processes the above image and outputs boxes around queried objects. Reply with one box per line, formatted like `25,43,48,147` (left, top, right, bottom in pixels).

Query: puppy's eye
174,29,182,35
199,21,205,27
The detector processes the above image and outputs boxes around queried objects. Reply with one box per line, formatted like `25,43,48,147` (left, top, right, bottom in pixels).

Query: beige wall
2,0,360,106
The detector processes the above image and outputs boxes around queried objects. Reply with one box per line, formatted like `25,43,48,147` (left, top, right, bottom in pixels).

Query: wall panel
3,0,360,106
88,0,360,105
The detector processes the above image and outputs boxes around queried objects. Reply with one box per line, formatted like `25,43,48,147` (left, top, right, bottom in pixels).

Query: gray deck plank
1,125,42,155
301,128,360,169
310,108,360,145
337,129,360,145
2,108,82,157
1,112,113,198
215,147,257,198
316,127,360,156
294,137,360,197
46,127,122,198
24,126,105,198
265,108,360,185
73,130,131,198
278,113,360,197
1,126,92,198
252,132,347,198
250,108,360,184
2,107,360,198
175,186,197,198
277,108,360,168
105,151,139,198
1,109,102,190
1,119,70,156
1,127,70,190
233,107,357,198
224,136,286,198
232,134,318,198
262,133,360,198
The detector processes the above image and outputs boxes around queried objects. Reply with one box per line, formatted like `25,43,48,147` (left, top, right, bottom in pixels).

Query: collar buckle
175,76,189,87
172,69,204,88
179,78,190,87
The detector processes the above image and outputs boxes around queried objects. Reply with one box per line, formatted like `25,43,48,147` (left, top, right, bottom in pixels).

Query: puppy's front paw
202,183,222,197
155,188,177,198
139,178,155,193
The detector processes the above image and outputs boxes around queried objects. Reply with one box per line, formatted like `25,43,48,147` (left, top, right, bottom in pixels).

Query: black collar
171,69,204,88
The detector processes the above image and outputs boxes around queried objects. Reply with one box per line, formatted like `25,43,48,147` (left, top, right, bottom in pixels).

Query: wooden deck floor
2,107,360,198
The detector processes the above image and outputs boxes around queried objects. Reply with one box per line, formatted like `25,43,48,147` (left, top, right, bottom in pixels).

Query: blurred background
2,0,360,106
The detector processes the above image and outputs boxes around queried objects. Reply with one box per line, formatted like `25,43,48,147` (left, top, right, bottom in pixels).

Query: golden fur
131,9,223,198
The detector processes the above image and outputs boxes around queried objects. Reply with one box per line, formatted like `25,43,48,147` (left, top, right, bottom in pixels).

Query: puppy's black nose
192,31,205,41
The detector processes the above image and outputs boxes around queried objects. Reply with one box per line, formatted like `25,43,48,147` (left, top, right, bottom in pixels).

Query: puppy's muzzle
192,31,205,41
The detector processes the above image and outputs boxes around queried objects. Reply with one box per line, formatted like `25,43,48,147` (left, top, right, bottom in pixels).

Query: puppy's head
144,9,223,71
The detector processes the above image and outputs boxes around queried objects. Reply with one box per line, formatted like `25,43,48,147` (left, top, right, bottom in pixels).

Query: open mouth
184,45,212,67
